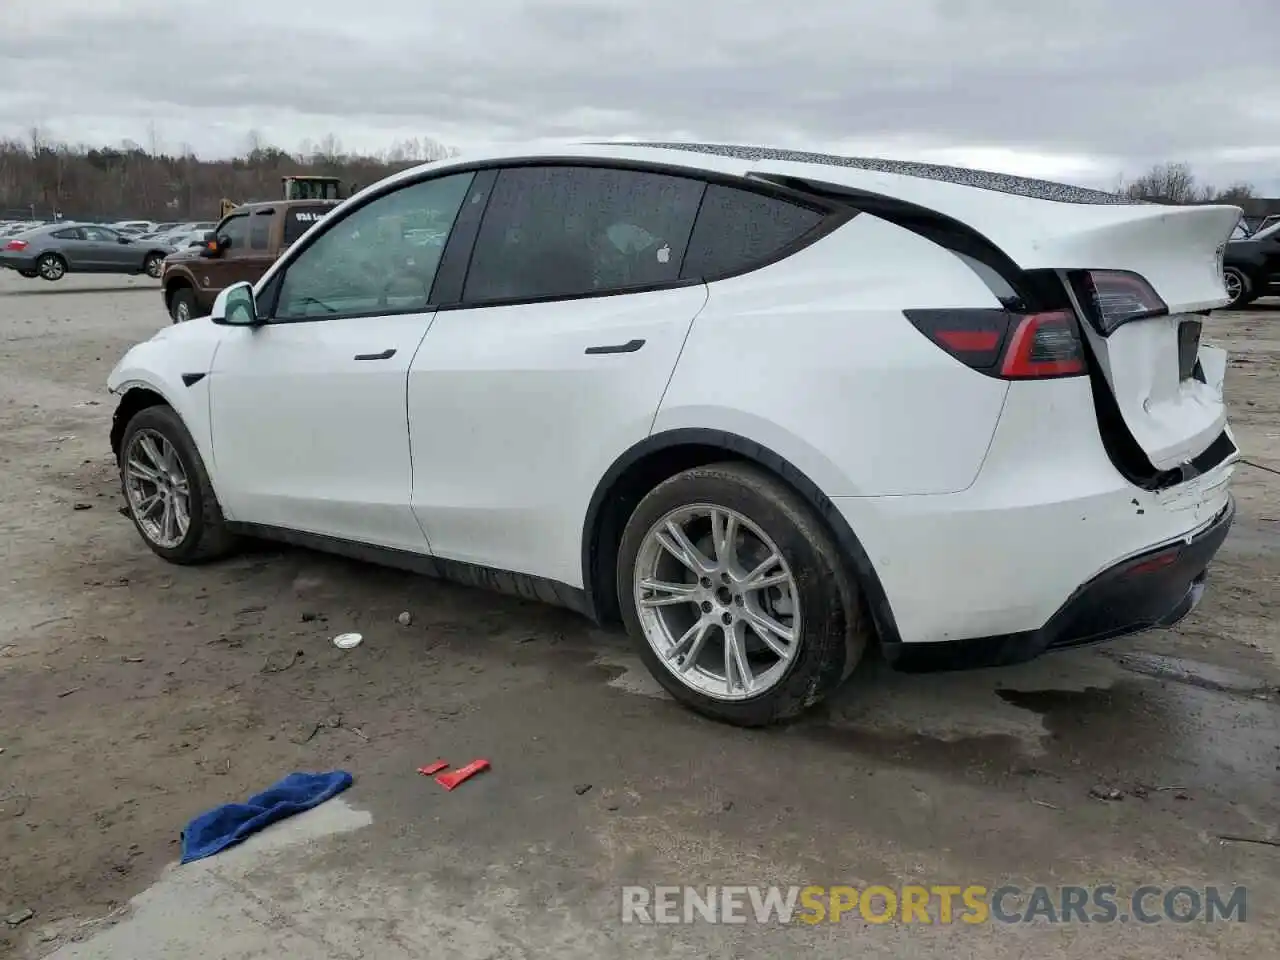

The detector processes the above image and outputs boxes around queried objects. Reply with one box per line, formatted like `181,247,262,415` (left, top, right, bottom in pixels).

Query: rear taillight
1068,270,1167,335
905,307,1087,379
4,239,28,251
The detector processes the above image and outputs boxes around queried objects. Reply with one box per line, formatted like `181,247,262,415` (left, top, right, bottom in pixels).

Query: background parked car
1223,218,1280,307
0,222,175,281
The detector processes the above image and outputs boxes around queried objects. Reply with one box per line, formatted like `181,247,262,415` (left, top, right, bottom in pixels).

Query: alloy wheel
633,504,800,701
39,257,64,280
1223,269,1244,304
145,256,163,278
123,429,191,549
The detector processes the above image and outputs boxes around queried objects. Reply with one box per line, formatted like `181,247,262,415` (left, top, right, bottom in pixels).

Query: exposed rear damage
740,159,1240,665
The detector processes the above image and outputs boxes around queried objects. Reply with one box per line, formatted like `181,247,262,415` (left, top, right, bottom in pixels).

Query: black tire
37,252,66,282
117,405,237,564
143,252,165,279
169,286,196,324
1223,267,1251,309
616,462,870,727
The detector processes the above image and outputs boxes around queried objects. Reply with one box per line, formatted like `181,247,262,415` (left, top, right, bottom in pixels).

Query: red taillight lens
1068,270,1167,335
4,239,28,251
999,310,1087,378
904,307,1086,380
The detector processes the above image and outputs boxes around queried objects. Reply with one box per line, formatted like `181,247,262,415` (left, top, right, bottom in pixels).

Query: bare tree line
0,130,1264,222
1114,162,1257,205
0,128,456,222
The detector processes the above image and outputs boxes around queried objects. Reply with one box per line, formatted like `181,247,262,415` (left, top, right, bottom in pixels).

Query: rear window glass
681,185,824,280
283,206,332,246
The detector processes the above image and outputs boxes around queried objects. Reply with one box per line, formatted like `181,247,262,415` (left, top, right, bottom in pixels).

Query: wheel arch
580,428,901,646
164,273,194,308
109,384,172,461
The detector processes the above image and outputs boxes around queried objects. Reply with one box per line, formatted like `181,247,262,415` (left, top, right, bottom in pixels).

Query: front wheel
143,252,165,279
118,405,237,564
169,286,196,324
617,462,869,727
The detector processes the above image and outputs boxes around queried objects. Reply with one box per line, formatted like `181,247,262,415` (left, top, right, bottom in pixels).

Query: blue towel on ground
181,770,353,864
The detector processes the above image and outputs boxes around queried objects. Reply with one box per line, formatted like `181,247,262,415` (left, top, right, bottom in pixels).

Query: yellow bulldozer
219,175,345,219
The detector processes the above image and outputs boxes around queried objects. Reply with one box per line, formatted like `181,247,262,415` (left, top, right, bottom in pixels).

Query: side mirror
210,281,261,327
199,231,219,258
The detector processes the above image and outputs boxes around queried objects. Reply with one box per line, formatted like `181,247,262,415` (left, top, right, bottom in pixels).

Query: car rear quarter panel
653,213,1010,497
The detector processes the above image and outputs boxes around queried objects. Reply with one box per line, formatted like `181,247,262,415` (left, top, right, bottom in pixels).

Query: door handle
354,349,397,361
584,338,645,355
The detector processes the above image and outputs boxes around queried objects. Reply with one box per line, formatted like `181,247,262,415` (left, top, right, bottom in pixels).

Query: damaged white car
106,141,1239,726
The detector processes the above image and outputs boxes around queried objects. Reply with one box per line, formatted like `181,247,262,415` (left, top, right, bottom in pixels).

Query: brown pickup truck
161,199,338,323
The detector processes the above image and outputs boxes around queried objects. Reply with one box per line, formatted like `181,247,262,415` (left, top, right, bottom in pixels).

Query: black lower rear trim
882,497,1235,672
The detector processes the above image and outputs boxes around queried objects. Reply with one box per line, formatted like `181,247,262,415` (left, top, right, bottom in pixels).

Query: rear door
406,164,709,583
48,226,90,268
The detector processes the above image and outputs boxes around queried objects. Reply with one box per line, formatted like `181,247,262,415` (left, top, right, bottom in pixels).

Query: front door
207,170,477,551
198,211,254,300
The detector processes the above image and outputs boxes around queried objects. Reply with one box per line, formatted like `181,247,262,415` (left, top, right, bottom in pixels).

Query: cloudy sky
3,0,1279,193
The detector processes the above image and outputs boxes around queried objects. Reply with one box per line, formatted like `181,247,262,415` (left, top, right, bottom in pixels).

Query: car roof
232,199,343,214
363,139,1138,208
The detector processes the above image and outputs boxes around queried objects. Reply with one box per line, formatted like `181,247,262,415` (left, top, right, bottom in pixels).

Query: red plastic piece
417,761,449,776
435,758,490,790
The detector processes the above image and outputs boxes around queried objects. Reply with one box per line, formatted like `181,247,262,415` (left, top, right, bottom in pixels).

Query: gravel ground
0,272,1277,959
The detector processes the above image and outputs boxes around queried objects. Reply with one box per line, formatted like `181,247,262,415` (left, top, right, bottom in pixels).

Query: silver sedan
0,222,177,281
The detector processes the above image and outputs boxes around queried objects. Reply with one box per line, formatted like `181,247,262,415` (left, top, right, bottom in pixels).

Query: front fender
107,323,223,472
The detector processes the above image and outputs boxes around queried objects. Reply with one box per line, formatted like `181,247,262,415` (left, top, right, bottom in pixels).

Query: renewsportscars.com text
621,884,1247,925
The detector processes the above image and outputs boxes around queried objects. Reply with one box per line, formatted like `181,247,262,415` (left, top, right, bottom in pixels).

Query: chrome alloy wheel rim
40,257,64,280
123,429,191,548
633,504,800,701
1223,269,1243,302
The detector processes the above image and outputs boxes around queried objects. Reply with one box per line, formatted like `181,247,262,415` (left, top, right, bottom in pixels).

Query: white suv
107,141,1239,726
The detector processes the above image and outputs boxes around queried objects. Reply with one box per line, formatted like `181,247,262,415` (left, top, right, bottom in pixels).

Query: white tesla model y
107,141,1239,726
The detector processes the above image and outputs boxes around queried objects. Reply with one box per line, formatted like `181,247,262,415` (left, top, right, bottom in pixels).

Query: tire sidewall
118,406,212,562
616,464,853,726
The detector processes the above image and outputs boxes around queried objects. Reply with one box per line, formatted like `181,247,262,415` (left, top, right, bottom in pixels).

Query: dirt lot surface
1,272,1277,959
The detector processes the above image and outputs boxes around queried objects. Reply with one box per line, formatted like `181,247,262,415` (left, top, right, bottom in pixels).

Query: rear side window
51,228,81,240
250,210,273,250
463,166,704,303
681,185,824,280
283,206,331,246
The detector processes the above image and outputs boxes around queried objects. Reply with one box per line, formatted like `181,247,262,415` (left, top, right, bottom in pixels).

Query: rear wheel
617,462,869,727
37,253,65,281
1223,267,1250,308
118,405,237,564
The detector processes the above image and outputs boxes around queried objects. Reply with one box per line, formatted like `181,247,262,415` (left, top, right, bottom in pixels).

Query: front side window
249,210,273,250
81,225,119,242
51,227,81,240
680,185,824,280
218,214,251,252
274,172,474,320
462,166,705,303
